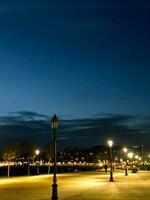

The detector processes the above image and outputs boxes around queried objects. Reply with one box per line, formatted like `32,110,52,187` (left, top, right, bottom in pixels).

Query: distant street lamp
138,157,142,161
135,155,139,171
51,114,59,200
123,147,128,176
128,152,134,172
35,149,40,175
135,155,139,160
128,152,133,159
107,139,114,182
35,149,40,156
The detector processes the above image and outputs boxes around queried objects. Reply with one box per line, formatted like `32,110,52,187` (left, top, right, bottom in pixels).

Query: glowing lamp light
51,114,59,129
128,152,133,159
107,140,113,148
135,155,139,159
35,149,40,156
123,147,128,154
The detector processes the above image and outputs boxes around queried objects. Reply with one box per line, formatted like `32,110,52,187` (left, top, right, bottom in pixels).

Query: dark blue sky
0,1,150,148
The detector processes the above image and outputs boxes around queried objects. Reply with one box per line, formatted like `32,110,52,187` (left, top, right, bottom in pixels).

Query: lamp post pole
125,162,128,176
123,148,128,176
107,140,114,182
128,152,134,173
35,149,40,175
51,114,59,200
110,146,114,182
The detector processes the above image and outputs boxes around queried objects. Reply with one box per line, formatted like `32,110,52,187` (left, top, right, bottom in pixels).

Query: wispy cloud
0,111,150,149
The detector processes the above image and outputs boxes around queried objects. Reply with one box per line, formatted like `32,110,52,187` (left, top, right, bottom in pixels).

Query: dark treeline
0,140,123,164
0,138,147,178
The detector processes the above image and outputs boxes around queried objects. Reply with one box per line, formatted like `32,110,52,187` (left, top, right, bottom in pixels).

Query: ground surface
0,170,150,200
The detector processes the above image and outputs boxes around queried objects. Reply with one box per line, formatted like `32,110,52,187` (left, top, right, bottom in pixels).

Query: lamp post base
110,171,114,182
125,169,128,176
51,183,58,200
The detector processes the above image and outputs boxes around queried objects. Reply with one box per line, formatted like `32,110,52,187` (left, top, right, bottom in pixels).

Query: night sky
0,0,150,149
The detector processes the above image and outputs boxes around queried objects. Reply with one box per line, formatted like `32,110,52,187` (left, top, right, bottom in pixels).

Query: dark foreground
0,171,150,200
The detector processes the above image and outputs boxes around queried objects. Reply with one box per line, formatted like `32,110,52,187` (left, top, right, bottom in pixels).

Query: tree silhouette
19,139,35,176
3,146,17,178
43,143,54,174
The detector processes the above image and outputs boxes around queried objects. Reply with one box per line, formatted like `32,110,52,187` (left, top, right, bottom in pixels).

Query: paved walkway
0,171,150,200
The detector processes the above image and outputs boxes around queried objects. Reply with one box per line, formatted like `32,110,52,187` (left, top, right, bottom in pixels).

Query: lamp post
35,149,40,156
35,149,40,175
123,147,128,176
51,114,59,200
128,152,134,173
135,155,139,160
107,139,114,182
139,157,142,161
135,155,139,171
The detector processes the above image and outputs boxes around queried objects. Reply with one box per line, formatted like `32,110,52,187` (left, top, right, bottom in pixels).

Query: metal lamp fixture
107,139,114,182
51,114,59,200
123,147,128,176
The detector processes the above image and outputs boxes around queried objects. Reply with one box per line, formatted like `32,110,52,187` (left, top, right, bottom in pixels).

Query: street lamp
107,139,114,182
35,149,40,175
128,152,133,159
123,148,128,154
135,155,139,171
123,147,128,176
51,114,59,200
128,152,134,172
135,155,139,159
35,149,40,156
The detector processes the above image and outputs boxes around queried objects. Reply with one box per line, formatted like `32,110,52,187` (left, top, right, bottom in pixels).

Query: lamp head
51,114,59,129
107,140,113,148
128,152,133,159
123,147,128,154
35,149,40,156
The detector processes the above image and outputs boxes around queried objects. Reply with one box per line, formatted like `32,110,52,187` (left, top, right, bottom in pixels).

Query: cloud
11,111,49,120
0,111,48,127
0,111,150,149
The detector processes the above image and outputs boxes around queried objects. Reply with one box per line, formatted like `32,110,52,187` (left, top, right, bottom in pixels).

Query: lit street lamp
135,155,139,159
128,152,133,159
135,155,139,171
123,147,128,176
128,152,134,172
35,149,40,156
107,139,114,182
35,149,40,175
51,114,59,200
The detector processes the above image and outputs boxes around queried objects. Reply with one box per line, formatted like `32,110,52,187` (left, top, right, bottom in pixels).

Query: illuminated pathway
0,171,150,200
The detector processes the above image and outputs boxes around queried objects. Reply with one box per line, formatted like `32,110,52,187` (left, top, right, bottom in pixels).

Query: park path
59,171,150,200
0,171,150,200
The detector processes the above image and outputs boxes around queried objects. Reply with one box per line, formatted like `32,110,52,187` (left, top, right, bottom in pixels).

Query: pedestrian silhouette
104,164,108,174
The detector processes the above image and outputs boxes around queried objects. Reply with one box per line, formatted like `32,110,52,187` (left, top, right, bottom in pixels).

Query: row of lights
107,140,142,181
51,116,146,199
